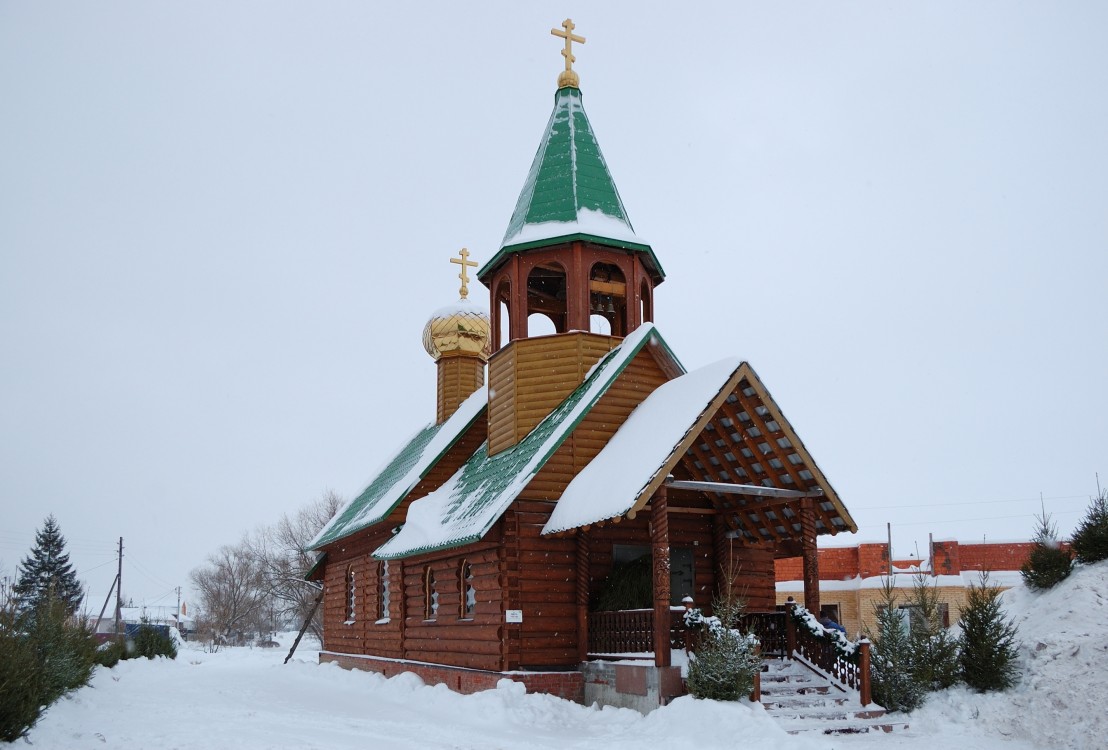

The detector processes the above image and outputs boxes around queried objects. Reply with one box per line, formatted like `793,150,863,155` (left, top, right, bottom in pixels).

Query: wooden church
309,20,857,708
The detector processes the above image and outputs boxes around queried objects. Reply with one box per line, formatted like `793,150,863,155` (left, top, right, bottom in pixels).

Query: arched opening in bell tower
589,262,627,337
526,263,568,335
492,277,512,351
640,278,653,324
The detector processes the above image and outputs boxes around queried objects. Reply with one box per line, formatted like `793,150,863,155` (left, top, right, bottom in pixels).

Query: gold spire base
557,70,580,89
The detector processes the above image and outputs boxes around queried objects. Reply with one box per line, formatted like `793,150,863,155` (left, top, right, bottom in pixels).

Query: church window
344,565,356,623
424,566,438,620
460,561,476,618
640,279,652,324
377,561,390,622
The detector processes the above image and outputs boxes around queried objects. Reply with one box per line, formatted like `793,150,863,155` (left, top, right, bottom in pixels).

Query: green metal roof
478,86,664,283
373,324,683,560
309,389,488,550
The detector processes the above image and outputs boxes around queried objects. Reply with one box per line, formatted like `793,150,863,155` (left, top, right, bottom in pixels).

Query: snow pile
907,561,1108,750
27,641,817,750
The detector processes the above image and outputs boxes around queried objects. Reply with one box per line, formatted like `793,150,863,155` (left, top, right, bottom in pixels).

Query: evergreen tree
1071,490,1108,565
1019,512,1073,590
905,573,961,691
959,571,1020,692
866,579,924,712
14,516,84,615
685,590,761,702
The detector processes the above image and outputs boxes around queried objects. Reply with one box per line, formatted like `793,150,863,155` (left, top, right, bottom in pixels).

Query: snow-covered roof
374,324,681,559
543,357,743,535
478,86,663,284
310,388,488,550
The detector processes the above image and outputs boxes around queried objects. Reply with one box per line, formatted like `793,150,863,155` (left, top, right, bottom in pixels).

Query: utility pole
176,586,182,631
886,522,892,578
114,537,124,640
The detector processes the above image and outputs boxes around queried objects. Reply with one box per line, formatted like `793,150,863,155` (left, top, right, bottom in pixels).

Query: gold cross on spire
449,247,478,300
551,18,585,89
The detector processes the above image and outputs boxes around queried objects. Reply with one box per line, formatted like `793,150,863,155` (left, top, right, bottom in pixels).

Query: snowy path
27,562,1108,750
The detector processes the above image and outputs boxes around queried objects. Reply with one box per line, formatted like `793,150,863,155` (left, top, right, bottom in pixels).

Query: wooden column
651,485,671,668
576,529,590,663
712,513,732,602
800,498,820,614
510,256,527,342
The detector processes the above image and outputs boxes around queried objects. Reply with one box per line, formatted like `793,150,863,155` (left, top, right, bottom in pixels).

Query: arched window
526,263,567,334
459,560,475,618
640,279,653,324
423,566,438,620
377,560,390,622
344,565,356,623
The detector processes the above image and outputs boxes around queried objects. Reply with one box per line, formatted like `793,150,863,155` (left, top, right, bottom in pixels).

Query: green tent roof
478,86,664,282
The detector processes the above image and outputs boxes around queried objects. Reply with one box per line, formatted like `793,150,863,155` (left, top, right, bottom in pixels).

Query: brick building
774,540,1042,636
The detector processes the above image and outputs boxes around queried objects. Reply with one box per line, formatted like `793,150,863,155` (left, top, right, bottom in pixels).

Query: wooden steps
761,658,909,735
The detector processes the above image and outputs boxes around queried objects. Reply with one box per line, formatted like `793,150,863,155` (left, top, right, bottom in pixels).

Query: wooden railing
588,609,686,655
785,604,872,706
587,605,871,707
740,611,788,657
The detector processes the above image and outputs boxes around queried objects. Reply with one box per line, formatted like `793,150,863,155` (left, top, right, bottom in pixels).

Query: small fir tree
1070,490,1108,565
905,573,961,691
1020,512,1073,590
866,579,924,712
131,620,178,660
685,576,761,702
14,516,84,616
959,571,1020,692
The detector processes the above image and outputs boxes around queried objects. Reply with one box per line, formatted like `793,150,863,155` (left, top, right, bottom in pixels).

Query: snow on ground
24,563,1108,750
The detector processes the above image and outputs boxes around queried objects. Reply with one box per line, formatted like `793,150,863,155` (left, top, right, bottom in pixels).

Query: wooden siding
487,332,619,455
436,354,485,425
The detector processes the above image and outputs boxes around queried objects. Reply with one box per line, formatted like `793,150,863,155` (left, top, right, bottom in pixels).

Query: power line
852,493,1089,512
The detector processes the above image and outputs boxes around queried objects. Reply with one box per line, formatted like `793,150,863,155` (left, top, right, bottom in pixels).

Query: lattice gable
678,363,855,544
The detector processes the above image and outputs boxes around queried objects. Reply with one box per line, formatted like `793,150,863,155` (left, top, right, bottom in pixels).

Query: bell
605,297,615,314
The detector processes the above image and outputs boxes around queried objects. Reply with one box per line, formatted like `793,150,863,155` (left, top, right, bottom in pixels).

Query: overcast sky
2,2,1105,612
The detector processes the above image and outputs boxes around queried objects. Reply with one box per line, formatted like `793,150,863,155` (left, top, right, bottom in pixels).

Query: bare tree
189,540,266,644
246,490,341,640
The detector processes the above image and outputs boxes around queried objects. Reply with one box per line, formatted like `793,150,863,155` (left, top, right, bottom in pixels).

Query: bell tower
477,19,665,353
478,20,666,455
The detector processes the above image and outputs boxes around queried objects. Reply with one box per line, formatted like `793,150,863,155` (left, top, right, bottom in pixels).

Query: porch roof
542,360,856,545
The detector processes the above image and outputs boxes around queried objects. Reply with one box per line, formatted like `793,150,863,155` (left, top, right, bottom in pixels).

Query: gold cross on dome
449,247,478,299
551,18,585,88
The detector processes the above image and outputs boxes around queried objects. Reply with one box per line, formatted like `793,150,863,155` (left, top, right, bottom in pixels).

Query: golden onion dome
422,298,492,362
